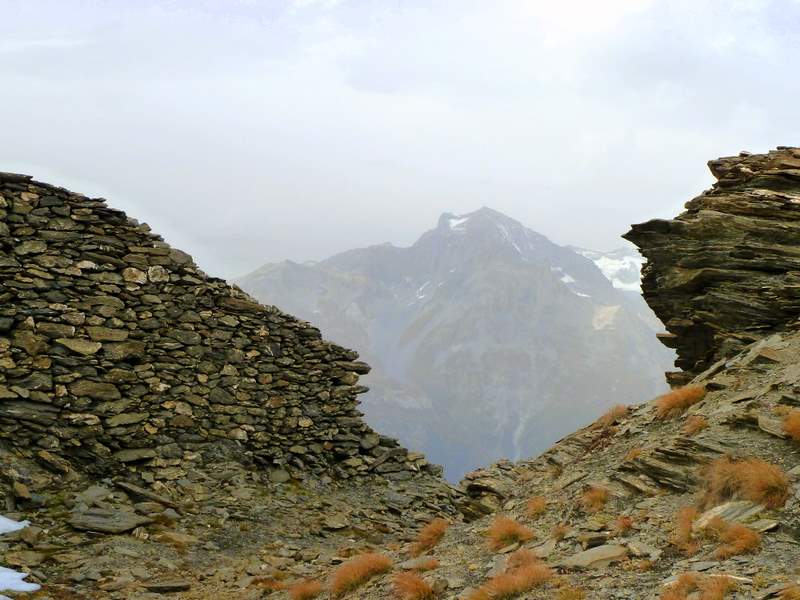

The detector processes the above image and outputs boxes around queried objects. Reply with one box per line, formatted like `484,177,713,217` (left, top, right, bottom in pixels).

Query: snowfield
0,516,40,597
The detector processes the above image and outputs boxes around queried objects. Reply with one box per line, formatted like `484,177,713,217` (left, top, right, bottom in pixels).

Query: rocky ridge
625,146,800,384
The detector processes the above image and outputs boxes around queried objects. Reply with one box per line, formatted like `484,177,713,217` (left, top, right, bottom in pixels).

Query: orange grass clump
672,507,700,556
505,548,540,570
699,575,736,600
288,580,323,600
486,516,535,550
392,572,436,600
551,523,570,541
595,404,629,428
614,516,634,536
783,409,800,442
329,553,393,597
465,563,553,600
624,447,642,462
654,385,706,419
682,415,709,436
633,559,654,572
409,557,439,572
251,577,286,590
701,456,790,509
410,519,449,557
526,496,547,518
660,572,700,600
580,486,609,513
660,573,736,600
707,518,760,559
780,586,800,599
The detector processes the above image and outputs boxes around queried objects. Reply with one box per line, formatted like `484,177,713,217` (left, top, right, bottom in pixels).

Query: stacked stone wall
0,172,433,483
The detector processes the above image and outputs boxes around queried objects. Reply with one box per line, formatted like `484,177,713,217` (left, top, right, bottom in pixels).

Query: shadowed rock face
624,146,800,383
0,171,437,484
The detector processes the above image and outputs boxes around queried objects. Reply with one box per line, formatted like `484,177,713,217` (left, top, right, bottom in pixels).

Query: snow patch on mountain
447,215,470,230
572,246,644,292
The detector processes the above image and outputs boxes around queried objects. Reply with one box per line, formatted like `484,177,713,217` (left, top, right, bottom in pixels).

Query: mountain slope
238,208,674,479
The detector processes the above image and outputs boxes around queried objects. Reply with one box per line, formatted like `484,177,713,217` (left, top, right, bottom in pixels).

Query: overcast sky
2,0,799,277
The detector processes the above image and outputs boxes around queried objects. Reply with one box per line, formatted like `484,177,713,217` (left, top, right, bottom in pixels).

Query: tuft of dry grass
465,563,553,600
654,384,706,419
783,409,800,442
410,519,449,557
595,404,629,428
392,572,436,600
288,580,323,600
707,518,760,559
700,456,790,509
660,573,736,600
526,496,547,519
698,575,736,600
624,447,642,462
682,415,709,436
780,586,800,599
551,523,571,541
660,572,700,600
330,553,393,597
505,548,540,570
672,506,700,556
580,486,609,513
486,516,535,550
409,558,439,572
614,516,634,536
251,576,286,590
633,559,654,572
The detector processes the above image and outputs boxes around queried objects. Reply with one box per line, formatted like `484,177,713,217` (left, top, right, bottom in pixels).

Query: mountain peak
436,207,522,233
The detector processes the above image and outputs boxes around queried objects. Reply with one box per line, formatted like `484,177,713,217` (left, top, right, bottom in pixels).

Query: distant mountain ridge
238,207,675,479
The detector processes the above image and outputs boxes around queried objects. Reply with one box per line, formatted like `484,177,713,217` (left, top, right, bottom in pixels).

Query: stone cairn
625,146,800,385
0,172,435,486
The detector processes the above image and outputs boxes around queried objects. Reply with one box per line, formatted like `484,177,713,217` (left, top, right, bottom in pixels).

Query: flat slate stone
558,544,628,569
55,338,102,355
693,500,765,531
143,580,191,593
69,509,153,534
113,448,156,462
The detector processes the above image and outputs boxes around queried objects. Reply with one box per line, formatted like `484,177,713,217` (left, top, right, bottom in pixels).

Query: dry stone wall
624,146,800,384
0,171,435,484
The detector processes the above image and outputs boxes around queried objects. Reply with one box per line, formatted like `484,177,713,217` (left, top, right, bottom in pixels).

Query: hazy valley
238,208,674,479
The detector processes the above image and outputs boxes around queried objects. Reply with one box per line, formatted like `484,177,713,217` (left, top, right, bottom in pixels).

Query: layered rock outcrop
0,171,435,484
624,146,800,383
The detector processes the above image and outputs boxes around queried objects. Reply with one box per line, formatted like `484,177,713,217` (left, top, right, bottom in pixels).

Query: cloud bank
1,0,798,276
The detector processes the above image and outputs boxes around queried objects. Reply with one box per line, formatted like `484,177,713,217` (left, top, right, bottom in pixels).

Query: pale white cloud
0,36,88,53
0,0,798,277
